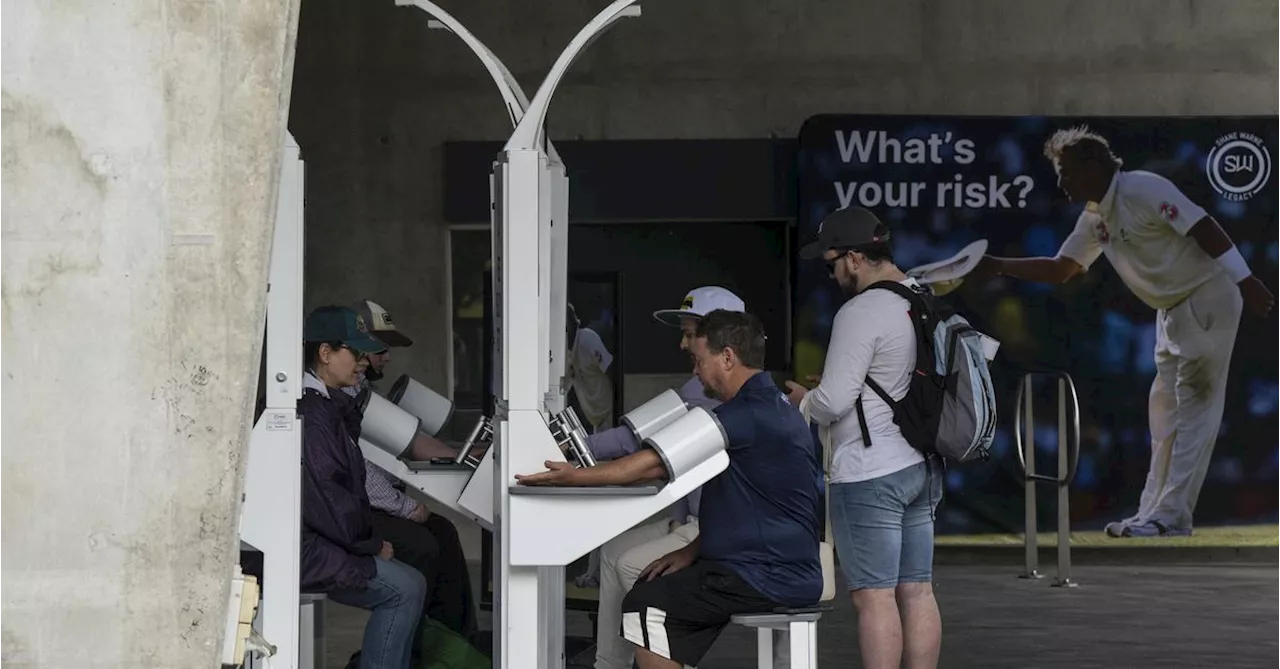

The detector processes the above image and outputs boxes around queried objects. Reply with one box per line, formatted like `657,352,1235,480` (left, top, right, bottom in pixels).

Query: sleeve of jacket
587,424,643,460
301,402,383,556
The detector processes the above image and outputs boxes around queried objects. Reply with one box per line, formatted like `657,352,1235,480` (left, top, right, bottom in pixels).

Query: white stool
299,593,328,669
731,606,829,669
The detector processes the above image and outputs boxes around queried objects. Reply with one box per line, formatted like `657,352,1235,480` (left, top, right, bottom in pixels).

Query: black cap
799,207,892,260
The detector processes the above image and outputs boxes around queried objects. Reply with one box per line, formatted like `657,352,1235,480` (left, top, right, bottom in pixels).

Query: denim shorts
829,459,943,591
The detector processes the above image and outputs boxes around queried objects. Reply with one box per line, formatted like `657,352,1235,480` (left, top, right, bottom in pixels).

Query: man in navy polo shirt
516,310,823,669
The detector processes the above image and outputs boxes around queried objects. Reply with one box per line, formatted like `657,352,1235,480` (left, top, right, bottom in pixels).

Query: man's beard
365,366,385,382
839,274,860,298
702,385,720,401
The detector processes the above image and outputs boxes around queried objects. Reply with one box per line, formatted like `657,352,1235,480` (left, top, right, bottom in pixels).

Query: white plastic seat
730,607,828,669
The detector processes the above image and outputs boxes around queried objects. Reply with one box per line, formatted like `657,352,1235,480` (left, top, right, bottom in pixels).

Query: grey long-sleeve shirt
586,375,720,523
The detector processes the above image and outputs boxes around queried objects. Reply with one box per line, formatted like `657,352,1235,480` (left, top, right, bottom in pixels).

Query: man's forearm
567,448,668,487
990,256,1078,284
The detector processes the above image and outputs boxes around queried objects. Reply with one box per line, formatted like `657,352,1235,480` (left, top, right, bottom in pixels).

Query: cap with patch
799,206,892,260
352,299,413,348
652,286,746,327
304,306,388,354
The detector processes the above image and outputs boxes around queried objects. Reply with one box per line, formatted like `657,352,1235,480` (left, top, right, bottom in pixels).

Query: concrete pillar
2,0,301,666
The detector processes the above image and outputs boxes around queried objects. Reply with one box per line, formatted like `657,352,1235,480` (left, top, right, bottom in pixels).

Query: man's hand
1239,276,1275,318
408,502,430,524
378,541,395,560
639,546,695,582
784,380,809,407
514,461,577,486
970,255,1002,280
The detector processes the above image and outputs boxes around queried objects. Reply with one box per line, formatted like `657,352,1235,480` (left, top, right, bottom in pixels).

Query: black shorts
620,561,779,666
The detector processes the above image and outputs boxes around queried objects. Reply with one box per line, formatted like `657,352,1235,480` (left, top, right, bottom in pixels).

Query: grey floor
323,562,1279,668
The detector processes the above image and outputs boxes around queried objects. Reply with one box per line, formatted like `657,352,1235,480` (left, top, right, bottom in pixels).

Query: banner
794,115,1278,534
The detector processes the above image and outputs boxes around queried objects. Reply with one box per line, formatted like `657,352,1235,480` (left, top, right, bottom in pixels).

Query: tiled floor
323,562,1279,668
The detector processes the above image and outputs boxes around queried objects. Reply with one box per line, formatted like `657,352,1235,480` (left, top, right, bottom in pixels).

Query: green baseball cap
303,306,388,354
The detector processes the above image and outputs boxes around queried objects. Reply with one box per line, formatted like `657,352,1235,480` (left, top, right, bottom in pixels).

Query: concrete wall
2,0,300,666
290,0,1277,397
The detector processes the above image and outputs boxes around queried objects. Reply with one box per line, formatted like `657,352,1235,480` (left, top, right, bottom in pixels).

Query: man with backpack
786,206,958,669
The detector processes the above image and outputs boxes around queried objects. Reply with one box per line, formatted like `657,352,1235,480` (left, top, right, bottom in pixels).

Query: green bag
416,619,491,669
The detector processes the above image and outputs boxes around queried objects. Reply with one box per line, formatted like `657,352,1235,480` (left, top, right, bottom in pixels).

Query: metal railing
1013,371,1081,588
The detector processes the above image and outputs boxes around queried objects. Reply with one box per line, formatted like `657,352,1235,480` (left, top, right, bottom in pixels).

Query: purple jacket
299,374,382,592
587,376,720,522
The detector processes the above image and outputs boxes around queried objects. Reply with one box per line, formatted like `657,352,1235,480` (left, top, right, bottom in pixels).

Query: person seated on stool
577,285,798,669
517,310,823,669
300,305,426,669
341,299,479,644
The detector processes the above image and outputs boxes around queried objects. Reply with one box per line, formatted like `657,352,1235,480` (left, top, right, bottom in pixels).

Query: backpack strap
856,378,897,448
854,396,872,447
855,281,941,449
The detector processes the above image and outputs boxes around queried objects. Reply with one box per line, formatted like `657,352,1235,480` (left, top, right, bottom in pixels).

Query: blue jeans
830,459,942,591
327,557,427,669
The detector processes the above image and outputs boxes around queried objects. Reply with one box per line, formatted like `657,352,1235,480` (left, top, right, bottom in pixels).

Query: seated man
517,310,823,669
581,285,746,669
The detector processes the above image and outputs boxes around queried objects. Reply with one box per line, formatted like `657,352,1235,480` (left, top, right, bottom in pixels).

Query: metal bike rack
1013,371,1081,587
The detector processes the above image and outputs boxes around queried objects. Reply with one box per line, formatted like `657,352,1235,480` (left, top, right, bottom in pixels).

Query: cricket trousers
1133,272,1242,530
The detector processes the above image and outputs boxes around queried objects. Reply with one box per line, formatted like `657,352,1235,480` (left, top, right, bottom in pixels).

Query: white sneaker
1104,520,1128,537
1121,520,1192,538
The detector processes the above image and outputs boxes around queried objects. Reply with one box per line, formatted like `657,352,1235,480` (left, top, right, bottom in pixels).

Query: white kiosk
460,2,733,667
237,133,307,669
234,2,737,667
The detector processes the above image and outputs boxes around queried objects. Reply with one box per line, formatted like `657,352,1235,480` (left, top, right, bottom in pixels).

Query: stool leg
787,621,815,669
298,601,315,669
314,599,327,669
757,627,773,669
772,628,790,668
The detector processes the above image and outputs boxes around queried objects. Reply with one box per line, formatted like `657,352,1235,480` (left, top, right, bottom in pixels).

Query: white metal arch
396,0,567,166
506,0,642,152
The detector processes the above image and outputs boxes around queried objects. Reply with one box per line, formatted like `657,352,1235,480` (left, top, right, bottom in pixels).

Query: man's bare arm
1185,215,1234,258
1185,215,1276,317
516,448,669,487
979,255,1084,285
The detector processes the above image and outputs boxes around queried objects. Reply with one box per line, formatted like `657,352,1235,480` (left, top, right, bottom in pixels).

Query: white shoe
1121,520,1192,538
1104,521,1128,537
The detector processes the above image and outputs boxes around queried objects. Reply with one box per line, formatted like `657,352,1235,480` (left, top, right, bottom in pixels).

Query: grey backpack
855,281,997,462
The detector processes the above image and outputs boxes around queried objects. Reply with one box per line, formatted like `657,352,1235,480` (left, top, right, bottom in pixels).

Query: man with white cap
584,286,788,669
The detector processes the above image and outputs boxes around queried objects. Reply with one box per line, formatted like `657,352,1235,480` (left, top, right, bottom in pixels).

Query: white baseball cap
652,286,746,327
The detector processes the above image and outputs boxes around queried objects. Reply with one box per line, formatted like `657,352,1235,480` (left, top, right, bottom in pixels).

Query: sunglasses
824,250,853,276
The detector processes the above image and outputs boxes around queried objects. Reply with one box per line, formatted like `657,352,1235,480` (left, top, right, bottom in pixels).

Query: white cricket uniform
567,327,615,431
1057,170,1242,530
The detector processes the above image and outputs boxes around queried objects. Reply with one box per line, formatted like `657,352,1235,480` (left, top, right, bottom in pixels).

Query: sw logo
1207,131,1272,202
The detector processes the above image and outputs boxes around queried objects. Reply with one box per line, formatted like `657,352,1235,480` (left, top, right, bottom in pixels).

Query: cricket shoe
1104,514,1144,537
1122,520,1193,538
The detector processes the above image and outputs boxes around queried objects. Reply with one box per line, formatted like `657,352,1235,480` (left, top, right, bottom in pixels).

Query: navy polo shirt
696,371,824,606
